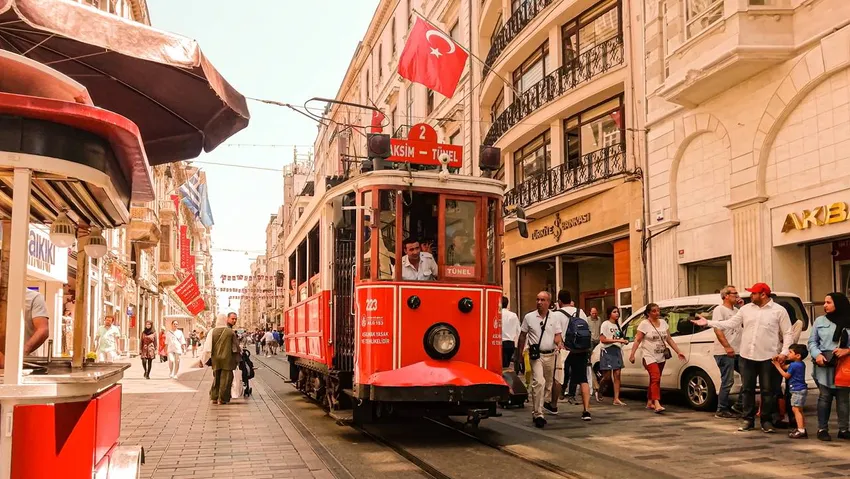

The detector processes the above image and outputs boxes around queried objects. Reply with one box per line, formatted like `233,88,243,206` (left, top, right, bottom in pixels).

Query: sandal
654,407,666,414
613,400,627,406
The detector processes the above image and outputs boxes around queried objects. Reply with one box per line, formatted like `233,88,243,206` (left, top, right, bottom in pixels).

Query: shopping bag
231,370,244,399
836,356,850,388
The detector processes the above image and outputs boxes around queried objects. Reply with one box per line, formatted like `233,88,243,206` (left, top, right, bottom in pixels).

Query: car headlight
424,323,460,360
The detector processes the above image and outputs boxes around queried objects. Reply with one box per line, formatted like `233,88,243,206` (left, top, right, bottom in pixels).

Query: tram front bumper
365,360,509,403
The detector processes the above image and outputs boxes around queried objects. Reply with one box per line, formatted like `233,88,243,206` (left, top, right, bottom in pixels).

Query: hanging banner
220,274,279,283
180,225,190,270
171,194,180,213
174,275,200,304
187,297,206,315
188,254,196,273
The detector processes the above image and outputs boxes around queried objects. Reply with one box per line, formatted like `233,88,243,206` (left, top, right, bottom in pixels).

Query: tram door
333,227,356,373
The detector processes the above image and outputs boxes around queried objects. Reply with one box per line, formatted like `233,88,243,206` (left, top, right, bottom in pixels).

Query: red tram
282,164,509,423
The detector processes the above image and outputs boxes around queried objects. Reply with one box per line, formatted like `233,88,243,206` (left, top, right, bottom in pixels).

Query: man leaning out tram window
400,237,438,281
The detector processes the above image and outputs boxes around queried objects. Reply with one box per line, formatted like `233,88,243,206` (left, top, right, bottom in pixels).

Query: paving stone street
119,357,332,479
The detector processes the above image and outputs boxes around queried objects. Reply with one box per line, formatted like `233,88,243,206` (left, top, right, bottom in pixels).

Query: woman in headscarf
139,320,157,379
808,292,850,441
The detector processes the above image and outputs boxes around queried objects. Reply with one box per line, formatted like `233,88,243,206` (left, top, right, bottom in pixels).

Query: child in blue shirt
773,344,809,439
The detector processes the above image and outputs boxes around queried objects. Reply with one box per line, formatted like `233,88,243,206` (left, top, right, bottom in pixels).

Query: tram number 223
364,299,379,312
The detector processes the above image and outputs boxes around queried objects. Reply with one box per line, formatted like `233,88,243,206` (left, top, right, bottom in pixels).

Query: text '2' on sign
389,123,463,168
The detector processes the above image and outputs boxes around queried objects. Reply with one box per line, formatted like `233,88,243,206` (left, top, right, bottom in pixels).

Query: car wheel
683,369,716,411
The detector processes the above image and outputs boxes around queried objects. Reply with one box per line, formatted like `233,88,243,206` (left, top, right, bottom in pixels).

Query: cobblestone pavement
492,389,850,479
119,357,332,479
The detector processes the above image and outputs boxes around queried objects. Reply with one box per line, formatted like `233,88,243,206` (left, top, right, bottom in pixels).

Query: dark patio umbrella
0,0,250,165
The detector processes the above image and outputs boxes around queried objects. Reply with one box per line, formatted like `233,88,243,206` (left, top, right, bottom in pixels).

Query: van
589,292,810,410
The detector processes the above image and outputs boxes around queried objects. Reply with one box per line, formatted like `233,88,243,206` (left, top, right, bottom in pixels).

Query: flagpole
411,10,523,99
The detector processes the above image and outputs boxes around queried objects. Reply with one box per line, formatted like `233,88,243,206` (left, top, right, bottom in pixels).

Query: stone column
728,197,767,288
648,221,679,301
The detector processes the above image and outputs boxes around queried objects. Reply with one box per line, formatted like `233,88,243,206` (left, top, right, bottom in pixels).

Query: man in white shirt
400,238,438,281
0,290,52,368
588,307,602,348
262,329,276,358
500,296,520,369
165,320,186,379
708,285,743,419
692,282,793,433
95,316,121,363
514,291,563,428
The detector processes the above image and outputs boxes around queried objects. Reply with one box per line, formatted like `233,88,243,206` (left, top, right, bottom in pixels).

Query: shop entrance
516,242,620,316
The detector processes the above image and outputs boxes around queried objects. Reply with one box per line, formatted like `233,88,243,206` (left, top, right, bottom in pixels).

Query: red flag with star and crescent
398,17,469,98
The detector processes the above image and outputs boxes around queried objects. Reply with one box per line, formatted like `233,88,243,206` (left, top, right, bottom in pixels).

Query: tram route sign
389,123,463,168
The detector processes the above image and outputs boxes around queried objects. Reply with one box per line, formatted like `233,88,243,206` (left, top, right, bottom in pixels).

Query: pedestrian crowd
502,282,850,441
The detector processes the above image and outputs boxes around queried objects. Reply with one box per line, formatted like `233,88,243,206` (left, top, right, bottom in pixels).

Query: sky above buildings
147,0,378,313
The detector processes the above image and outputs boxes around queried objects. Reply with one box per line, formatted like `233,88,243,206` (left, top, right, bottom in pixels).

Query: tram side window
400,192,440,281
378,190,397,280
486,198,498,284
308,225,320,295
297,240,308,301
361,190,373,280
288,252,297,306
445,200,477,279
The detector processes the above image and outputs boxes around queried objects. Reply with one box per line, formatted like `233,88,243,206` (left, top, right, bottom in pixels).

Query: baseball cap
745,282,772,295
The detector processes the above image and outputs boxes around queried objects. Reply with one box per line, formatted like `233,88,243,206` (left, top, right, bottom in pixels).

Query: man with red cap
692,282,794,433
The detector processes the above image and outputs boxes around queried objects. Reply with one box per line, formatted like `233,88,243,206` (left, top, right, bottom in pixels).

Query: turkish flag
398,18,468,98
370,110,385,133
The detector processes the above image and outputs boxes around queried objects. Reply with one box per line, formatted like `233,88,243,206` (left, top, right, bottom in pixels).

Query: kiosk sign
27,224,68,283
389,123,463,168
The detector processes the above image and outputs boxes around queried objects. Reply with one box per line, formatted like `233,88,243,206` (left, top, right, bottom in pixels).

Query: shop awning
0,0,250,165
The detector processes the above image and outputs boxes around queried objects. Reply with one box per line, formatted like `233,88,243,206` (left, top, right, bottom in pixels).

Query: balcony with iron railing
159,198,176,222
484,0,554,77
484,35,624,146
504,142,626,210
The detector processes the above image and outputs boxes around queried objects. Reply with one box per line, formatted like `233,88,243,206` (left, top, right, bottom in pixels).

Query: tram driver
401,238,438,281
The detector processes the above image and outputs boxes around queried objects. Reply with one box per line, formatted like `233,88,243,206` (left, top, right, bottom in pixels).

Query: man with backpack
551,290,593,421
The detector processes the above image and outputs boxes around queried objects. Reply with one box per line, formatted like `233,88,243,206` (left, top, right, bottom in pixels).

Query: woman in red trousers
629,303,686,413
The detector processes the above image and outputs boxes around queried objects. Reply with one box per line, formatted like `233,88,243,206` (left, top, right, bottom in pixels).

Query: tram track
254,355,585,479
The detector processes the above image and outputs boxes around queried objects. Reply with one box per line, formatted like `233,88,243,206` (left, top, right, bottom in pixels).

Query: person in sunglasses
514,291,564,428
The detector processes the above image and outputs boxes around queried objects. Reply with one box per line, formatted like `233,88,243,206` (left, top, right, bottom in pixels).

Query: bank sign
27,225,68,283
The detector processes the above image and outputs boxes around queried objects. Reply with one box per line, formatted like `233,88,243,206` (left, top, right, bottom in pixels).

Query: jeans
643,360,665,401
210,368,234,403
739,357,780,426
714,354,741,412
817,384,850,431
502,341,515,369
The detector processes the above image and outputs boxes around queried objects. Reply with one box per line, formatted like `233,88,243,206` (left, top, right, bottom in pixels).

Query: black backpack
560,309,592,352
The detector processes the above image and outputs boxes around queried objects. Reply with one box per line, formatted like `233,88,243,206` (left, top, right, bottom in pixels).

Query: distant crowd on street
502,283,850,441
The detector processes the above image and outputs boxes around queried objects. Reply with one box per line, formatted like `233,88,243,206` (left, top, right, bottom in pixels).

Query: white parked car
590,292,810,410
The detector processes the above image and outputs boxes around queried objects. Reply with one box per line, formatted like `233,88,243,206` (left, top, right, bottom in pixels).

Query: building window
365,71,370,101
685,0,722,38
561,0,621,65
449,131,461,145
563,96,623,169
450,22,461,46
491,89,505,123
512,43,549,93
513,131,551,185
426,89,435,114
406,85,414,123
390,107,397,135
511,0,528,13
687,258,730,295
378,45,383,79
391,18,397,56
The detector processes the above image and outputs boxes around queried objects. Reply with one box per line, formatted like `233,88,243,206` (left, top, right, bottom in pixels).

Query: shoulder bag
205,328,225,367
528,313,549,361
649,320,673,360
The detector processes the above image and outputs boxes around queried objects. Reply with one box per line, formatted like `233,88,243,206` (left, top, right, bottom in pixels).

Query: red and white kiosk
0,1,250,475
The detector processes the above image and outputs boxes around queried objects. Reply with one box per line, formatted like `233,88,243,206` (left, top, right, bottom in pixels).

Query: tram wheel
353,400,377,425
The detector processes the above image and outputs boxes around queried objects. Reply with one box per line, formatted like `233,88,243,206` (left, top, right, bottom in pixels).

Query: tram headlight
458,297,474,313
424,323,460,360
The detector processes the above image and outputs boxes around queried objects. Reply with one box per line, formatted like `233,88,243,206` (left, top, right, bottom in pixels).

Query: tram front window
445,199,477,279
400,191,439,281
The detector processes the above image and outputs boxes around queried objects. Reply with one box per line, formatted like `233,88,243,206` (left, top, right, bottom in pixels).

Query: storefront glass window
686,258,729,295
445,199,477,279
